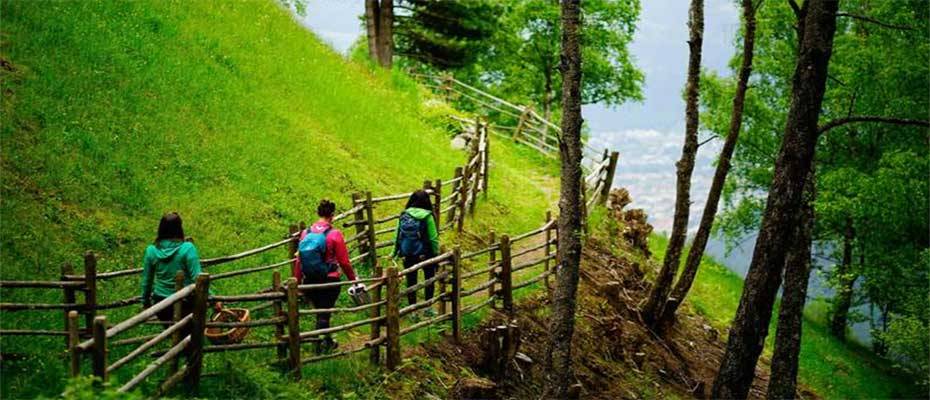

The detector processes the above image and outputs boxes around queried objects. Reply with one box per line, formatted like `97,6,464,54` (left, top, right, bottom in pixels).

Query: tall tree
711,0,840,397
543,0,584,397
364,0,394,68
640,0,704,328
656,0,759,328
393,1,499,70
458,0,642,122
767,169,815,400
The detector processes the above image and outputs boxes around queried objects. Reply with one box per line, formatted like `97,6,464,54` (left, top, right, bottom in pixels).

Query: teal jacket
141,240,204,302
392,207,440,257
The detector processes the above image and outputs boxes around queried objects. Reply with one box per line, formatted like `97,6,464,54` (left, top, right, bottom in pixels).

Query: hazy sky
296,0,740,233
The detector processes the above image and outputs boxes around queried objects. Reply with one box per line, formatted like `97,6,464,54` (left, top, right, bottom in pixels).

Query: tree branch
787,0,801,19
836,12,915,31
819,116,930,134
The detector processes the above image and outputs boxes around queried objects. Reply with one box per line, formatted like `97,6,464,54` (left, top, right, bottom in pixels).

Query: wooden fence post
186,274,210,391
432,179,442,228
83,252,98,336
469,134,481,216
499,235,513,317
601,151,619,204
487,230,497,301
288,225,299,279
91,315,107,384
451,247,462,343
364,191,379,267
61,263,76,348
438,245,448,315
514,106,531,141
385,267,401,370
68,310,80,377
544,211,553,291
351,193,369,259
285,278,302,380
369,264,383,366
482,124,490,198
457,163,469,233
447,167,462,226
272,271,287,364
170,271,184,375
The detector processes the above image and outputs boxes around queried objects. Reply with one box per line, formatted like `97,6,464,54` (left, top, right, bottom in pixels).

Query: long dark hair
156,212,185,243
405,190,433,211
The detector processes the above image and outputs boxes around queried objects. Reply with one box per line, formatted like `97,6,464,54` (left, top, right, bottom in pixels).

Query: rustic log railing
1,75,619,397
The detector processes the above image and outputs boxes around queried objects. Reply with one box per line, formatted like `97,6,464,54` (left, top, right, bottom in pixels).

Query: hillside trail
412,237,820,400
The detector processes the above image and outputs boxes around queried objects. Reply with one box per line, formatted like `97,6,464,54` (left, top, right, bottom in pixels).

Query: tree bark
711,1,839,398
365,0,380,63
830,217,856,340
767,169,815,400
641,0,704,328
657,0,757,329
377,0,394,68
543,1,584,398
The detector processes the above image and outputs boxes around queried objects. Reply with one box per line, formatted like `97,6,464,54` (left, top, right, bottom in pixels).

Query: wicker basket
205,308,250,345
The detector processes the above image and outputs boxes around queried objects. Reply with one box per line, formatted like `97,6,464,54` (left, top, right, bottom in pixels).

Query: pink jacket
292,220,357,282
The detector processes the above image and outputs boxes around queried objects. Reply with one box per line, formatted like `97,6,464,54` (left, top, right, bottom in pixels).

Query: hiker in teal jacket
141,212,221,327
392,190,440,309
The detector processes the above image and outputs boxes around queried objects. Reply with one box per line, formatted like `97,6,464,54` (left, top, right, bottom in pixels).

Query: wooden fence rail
1,75,621,398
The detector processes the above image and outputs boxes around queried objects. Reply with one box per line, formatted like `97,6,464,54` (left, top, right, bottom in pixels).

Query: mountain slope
0,1,557,397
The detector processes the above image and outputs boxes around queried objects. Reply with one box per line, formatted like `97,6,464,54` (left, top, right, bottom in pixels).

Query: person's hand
213,302,223,313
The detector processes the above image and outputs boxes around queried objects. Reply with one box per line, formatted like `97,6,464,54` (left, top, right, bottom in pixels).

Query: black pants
302,275,341,331
152,295,192,338
404,256,437,306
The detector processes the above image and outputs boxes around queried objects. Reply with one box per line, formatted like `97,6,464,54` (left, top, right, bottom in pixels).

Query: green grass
0,0,558,397
648,234,922,399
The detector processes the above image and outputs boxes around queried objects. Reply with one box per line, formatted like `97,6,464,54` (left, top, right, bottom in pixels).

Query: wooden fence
413,73,612,171
0,80,618,397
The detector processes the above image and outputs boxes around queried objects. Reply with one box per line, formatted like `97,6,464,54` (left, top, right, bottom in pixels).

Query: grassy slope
0,0,556,397
648,235,921,399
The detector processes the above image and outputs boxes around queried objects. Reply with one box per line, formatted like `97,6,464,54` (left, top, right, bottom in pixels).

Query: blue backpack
397,212,427,258
299,228,333,280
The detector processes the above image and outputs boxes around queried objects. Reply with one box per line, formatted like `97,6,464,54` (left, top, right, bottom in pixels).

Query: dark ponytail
405,190,433,211
317,199,336,218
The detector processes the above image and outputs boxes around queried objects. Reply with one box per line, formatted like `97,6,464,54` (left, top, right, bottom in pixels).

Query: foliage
393,1,501,70
57,377,142,400
433,0,644,121
703,0,929,369
0,0,559,397
648,234,923,399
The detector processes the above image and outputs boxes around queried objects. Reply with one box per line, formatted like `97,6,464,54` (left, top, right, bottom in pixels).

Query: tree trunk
767,169,815,400
641,0,704,328
376,0,394,68
711,1,839,398
830,217,856,340
543,1,584,398
365,0,380,63
658,0,757,329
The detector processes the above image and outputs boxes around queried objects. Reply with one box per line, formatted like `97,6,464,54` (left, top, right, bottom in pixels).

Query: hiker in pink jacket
293,200,358,353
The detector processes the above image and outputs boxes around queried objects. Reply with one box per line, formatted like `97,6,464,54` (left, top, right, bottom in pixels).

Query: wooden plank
83,252,98,336
108,315,192,373
185,274,210,392
385,267,400,370
91,316,107,383
0,280,86,289
117,336,190,393
450,247,462,342
68,311,80,377
201,237,293,267
499,235,513,317
369,264,383,366
285,278,301,380
365,191,380,267
272,271,287,364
